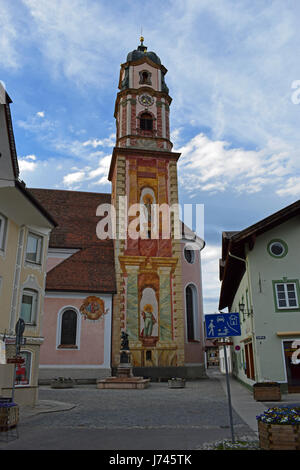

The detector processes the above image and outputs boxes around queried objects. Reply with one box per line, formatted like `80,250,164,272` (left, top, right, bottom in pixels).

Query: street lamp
238,301,253,318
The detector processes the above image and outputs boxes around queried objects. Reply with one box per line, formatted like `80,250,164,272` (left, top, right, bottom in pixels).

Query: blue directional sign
205,313,241,338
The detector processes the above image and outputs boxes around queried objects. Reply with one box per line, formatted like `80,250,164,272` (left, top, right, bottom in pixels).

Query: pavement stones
1,369,300,450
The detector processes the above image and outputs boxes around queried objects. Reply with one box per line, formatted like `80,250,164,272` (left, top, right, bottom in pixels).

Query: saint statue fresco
141,304,156,337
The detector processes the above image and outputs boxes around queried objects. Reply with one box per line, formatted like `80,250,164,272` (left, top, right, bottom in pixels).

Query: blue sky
1,0,300,313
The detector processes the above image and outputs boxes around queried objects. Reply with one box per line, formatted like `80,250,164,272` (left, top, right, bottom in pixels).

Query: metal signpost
11,319,26,403
205,313,241,444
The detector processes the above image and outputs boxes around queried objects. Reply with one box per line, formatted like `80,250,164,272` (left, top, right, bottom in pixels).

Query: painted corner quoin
109,38,185,369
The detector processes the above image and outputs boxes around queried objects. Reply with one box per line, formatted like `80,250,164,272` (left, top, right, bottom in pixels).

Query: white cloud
0,1,20,69
63,171,86,187
18,154,38,173
62,154,111,189
17,114,56,133
276,177,300,198
178,133,294,195
36,111,45,118
21,0,129,86
82,134,115,149
201,243,222,314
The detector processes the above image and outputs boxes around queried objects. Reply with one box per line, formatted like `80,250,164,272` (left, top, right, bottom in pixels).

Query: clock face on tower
138,94,154,107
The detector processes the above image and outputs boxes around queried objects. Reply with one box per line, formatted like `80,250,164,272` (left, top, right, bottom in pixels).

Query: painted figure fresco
141,304,156,337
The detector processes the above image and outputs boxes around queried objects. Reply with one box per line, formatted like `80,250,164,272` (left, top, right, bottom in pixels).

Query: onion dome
126,37,161,66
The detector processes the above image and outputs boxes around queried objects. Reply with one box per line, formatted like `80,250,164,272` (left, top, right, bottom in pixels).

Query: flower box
50,377,74,389
257,407,300,450
168,378,185,389
253,382,281,401
0,403,19,432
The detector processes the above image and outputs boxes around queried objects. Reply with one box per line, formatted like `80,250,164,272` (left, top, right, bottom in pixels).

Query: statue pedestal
117,363,133,378
96,349,150,389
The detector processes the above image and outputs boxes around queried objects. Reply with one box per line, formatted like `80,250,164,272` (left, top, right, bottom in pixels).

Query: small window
139,70,152,85
60,309,78,347
140,113,153,131
275,282,298,309
26,232,43,264
184,246,195,264
20,289,38,324
267,239,288,258
186,285,195,341
0,213,7,251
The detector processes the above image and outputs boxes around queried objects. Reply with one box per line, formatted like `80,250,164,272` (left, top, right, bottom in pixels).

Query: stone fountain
96,332,150,389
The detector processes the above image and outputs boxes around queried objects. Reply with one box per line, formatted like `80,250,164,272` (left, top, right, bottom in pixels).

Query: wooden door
245,342,255,380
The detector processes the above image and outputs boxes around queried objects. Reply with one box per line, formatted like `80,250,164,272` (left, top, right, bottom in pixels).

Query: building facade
30,189,116,383
28,39,206,382
109,38,205,378
219,201,300,392
0,85,56,405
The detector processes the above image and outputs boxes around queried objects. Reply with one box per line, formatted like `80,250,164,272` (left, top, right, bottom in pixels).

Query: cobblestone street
0,371,258,451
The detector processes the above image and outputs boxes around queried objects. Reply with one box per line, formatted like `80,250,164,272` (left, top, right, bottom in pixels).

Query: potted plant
0,400,19,432
50,377,74,389
253,381,281,401
257,407,300,450
168,377,185,389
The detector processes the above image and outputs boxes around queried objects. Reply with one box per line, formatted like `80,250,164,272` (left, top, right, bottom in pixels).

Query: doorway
245,342,255,380
283,340,300,393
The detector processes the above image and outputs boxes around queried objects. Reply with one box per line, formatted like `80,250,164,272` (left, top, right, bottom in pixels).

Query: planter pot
168,378,185,389
258,420,300,450
0,404,19,432
253,382,281,401
51,378,74,389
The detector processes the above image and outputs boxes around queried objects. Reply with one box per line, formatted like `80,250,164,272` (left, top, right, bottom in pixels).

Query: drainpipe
228,250,259,383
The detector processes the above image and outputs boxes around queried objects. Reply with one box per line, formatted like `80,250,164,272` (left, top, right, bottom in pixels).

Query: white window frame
184,245,196,264
25,232,43,265
20,289,38,325
275,282,299,309
0,213,7,251
56,306,81,350
184,283,200,342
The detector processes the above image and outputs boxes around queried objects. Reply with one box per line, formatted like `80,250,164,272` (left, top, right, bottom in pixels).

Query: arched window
185,284,199,342
186,285,195,341
140,112,153,131
60,309,78,347
184,246,195,264
139,70,152,85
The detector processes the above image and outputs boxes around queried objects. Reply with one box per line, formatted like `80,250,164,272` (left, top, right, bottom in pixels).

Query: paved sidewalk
19,399,77,419
209,368,300,434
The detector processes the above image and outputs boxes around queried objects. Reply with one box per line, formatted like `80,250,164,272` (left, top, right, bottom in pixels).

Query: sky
1,0,300,314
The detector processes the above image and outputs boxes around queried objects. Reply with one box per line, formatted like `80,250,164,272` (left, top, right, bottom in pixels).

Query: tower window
140,113,153,131
139,70,152,85
146,350,152,361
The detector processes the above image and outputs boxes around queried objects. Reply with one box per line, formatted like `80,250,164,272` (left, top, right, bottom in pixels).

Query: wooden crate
253,383,281,401
0,405,19,432
258,421,300,450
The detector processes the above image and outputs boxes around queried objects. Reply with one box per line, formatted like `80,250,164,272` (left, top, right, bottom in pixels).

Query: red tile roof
29,188,116,293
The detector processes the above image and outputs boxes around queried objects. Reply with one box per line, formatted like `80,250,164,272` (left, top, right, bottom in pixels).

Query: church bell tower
108,38,185,375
